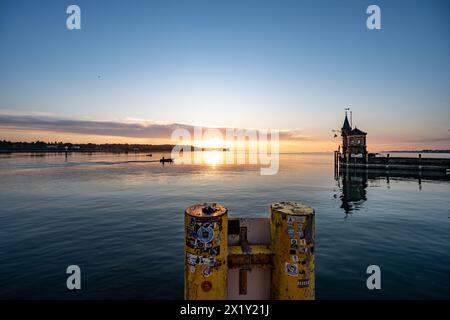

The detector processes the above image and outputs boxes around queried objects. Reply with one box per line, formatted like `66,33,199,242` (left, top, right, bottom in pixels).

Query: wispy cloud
0,113,311,141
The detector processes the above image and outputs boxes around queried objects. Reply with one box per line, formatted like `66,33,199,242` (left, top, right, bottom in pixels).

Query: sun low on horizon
0,0,449,151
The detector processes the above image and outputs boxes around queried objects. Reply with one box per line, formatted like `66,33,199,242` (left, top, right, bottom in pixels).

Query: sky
0,0,449,152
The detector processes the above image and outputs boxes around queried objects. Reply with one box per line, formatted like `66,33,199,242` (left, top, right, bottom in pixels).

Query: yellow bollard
270,202,315,300
184,203,228,300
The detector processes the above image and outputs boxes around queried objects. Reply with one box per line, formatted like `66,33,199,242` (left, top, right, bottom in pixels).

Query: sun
201,138,225,150
194,137,229,168
203,150,224,168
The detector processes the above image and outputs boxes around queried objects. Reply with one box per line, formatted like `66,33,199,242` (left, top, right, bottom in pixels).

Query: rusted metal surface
185,202,227,217
227,218,272,300
228,217,270,246
228,245,273,267
228,268,271,300
239,226,251,253
238,269,248,295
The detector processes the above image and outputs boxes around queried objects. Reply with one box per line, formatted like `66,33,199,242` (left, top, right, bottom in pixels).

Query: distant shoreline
0,140,230,154
1,150,449,155
0,149,176,154
380,150,450,153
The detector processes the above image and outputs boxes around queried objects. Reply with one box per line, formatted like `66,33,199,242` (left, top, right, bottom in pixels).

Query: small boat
159,157,174,163
146,154,152,157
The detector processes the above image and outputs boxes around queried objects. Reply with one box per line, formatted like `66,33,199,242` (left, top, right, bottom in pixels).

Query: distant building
341,113,367,155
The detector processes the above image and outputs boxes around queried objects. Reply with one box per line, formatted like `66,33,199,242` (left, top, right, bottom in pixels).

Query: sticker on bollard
184,203,228,300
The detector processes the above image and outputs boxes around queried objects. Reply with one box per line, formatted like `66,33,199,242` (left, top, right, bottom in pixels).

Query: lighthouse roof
349,127,367,136
342,114,351,132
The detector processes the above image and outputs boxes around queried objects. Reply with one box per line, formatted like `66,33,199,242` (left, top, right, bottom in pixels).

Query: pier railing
337,153,450,172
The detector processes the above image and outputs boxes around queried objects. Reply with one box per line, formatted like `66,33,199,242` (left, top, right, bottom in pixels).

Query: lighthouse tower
341,113,367,156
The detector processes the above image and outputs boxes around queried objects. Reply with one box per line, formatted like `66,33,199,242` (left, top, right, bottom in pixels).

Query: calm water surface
0,152,449,299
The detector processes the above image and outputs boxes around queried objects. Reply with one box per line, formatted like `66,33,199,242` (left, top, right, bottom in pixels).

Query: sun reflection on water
202,151,224,168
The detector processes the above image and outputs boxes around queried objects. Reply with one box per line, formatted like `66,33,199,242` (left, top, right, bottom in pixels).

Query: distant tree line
0,140,197,152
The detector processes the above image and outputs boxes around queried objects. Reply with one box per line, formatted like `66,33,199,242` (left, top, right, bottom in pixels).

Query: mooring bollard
184,203,228,300
270,202,315,300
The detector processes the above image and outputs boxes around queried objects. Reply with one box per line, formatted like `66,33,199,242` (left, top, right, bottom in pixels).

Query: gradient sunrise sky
0,0,449,152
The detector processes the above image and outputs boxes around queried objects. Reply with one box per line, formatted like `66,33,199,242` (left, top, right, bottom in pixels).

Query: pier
335,112,450,174
336,152,450,173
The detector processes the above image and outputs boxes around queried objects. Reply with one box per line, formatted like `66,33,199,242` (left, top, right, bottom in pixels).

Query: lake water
0,152,449,299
